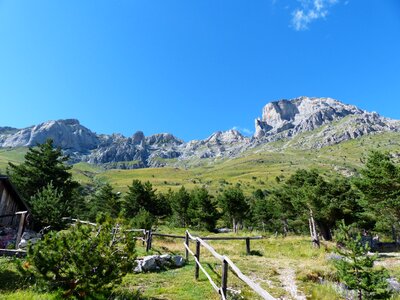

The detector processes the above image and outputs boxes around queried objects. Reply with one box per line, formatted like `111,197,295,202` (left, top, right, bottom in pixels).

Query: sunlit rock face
0,97,399,168
254,97,363,138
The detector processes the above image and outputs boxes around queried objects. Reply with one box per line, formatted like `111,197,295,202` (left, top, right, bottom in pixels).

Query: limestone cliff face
254,97,363,138
0,119,99,153
0,97,399,168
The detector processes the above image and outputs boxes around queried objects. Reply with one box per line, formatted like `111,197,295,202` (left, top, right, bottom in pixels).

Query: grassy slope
0,148,28,174
2,231,400,299
1,132,399,195
96,131,400,194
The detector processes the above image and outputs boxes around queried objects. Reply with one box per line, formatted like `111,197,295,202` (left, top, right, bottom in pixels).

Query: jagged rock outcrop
0,97,399,168
253,97,400,148
178,129,250,160
0,119,99,153
254,97,363,138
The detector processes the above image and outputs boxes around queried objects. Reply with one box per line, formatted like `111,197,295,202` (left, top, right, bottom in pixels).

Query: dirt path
278,268,306,300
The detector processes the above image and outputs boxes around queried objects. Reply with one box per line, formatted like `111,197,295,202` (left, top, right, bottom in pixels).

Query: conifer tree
88,183,121,220
170,186,191,227
189,187,219,231
219,186,249,233
7,139,79,202
7,139,80,227
334,221,391,299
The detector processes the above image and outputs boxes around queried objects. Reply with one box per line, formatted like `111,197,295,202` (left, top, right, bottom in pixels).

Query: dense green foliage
334,221,391,299
23,220,136,298
260,169,361,239
169,186,191,227
355,151,400,234
188,187,219,231
218,186,249,232
7,139,81,228
7,139,79,202
87,182,121,220
29,182,69,228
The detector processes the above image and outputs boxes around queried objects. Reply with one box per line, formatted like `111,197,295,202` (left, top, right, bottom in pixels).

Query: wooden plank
62,218,98,226
196,237,224,261
0,182,5,217
221,259,228,299
202,236,263,240
185,231,189,261
0,249,27,257
15,212,27,249
195,240,200,279
0,188,8,219
183,243,220,293
4,191,13,225
146,230,152,252
152,233,186,239
223,256,276,300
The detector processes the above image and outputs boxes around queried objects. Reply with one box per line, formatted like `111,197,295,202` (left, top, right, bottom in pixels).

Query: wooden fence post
15,211,27,250
142,230,146,246
246,238,251,255
195,239,200,280
185,231,189,262
221,259,228,298
146,229,152,252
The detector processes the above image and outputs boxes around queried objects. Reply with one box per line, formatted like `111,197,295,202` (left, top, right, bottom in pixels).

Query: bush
130,208,156,230
22,220,136,298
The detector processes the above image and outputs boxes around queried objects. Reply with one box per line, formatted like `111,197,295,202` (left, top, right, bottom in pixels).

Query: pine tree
7,139,79,202
170,186,191,227
88,183,121,220
334,221,391,299
354,151,400,234
122,180,170,223
218,186,249,233
189,187,219,231
7,139,80,227
24,219,136,298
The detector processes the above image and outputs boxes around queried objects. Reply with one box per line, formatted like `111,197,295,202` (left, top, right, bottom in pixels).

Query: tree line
7,139,400,240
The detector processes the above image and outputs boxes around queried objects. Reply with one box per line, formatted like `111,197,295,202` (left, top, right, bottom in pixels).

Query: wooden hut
0,176,31,251
0,175,30,227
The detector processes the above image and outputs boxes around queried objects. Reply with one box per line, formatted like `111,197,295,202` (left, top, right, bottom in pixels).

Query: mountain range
1,97,399,169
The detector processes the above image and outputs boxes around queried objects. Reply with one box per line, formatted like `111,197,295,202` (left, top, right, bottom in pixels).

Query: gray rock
388,277,400,292
133,260,143,273
141,255,158,271
1,97,399,169
172,255,185,267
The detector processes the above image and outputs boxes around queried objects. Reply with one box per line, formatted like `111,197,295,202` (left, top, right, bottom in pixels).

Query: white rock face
0,119,99,152
0,97,399,168
254,97,363,138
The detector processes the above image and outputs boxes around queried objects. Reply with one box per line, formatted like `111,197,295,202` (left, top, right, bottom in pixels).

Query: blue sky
0,1,399,141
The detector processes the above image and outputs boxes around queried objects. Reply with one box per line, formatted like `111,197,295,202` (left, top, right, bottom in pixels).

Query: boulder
141,255,158,272
172,255,185,267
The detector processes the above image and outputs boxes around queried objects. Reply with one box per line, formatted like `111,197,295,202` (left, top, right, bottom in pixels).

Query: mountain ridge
1,97,399,169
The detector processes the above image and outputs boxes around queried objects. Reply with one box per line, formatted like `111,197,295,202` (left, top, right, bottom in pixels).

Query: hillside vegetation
73,131,400,194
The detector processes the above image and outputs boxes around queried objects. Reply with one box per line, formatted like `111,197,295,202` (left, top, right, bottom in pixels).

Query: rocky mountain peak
254,97,363,138
145,133,183,146
206,129,246,144
0,97,398,169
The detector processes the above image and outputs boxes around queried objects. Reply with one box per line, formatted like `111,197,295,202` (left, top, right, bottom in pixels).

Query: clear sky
0,1,399,141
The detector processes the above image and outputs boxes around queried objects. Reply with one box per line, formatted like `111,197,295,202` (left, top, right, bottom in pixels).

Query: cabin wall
0,181,23,227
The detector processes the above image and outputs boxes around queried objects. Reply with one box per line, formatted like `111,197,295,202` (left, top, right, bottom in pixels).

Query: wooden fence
184,230,275,300
146,231,262,254
57,219,276,299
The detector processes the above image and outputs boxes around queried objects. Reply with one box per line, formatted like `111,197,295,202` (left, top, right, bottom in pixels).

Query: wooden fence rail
149,232,262,255
184,230,275,300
